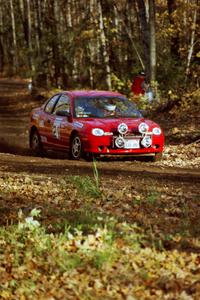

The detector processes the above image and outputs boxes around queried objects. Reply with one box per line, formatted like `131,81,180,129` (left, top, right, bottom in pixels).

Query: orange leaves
160,143,200,168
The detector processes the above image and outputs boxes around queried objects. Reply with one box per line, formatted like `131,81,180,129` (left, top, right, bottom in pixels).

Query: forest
0,1,200,299
0,0,199,94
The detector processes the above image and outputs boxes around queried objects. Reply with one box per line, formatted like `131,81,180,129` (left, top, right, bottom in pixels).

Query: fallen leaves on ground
0,171,200,299
157,141,200,168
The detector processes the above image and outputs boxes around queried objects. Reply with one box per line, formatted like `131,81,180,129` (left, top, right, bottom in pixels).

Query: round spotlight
118,123,128,135
138,122,149,134
141,136,152,148
115,136,125,148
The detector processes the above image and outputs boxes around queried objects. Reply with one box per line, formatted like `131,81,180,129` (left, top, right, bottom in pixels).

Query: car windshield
74,96,142,118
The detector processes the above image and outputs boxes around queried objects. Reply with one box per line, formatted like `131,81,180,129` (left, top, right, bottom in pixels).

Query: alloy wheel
71,135,82,160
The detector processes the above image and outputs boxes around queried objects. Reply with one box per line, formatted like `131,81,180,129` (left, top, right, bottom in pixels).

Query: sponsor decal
32,114,39,120
52,118,62,139
74,121,83,128
39,120,45,127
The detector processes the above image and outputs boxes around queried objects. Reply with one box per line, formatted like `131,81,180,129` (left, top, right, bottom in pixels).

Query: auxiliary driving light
118,123,128,135
141,136,152,148
115,136,125,148
138,122,149,134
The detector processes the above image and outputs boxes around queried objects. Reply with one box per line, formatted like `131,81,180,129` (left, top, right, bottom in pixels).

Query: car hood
82,118,159,132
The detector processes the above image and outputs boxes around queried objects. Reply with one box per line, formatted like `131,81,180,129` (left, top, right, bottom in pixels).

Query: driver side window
44,95,59,114
53,95,70,114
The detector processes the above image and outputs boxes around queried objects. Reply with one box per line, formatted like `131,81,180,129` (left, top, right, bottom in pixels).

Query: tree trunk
33,0,41,57
97,0,112,90
66,0,72,27
149,0,156,81
0,0,4,73
9,0,18,73
27,0,35,73
53,0,61,87
185,0,198,80
87,0,96,88
167,0,180,58
136,0,150,81
0,38,3,73
114,3,145,71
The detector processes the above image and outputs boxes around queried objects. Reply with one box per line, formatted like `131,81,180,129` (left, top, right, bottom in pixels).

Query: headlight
138,122,149,133
92,128,104,136
115,136,125,148
152,127,161,135
118,123,128,135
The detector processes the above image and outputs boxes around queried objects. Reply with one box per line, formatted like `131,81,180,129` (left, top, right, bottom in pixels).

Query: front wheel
69,134,82,160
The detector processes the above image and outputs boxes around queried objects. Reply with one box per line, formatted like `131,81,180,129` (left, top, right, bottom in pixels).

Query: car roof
61,90,124,97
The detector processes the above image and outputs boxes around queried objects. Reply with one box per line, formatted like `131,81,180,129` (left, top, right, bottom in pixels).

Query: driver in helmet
103,103,116,117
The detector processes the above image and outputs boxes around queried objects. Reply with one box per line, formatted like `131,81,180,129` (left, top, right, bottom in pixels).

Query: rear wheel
69,134,82,160
30,130,43,156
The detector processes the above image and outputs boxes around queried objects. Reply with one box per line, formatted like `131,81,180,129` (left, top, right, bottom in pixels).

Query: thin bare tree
9,0,18,73
97,0,112,89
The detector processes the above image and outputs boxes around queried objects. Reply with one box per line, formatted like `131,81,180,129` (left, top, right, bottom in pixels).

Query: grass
69,175,101,198
68,159,101,199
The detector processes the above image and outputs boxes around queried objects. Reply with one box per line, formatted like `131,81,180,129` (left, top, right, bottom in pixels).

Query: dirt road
0,78,199,186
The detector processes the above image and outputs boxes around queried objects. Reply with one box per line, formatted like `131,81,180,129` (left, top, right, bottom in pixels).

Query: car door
38,94,60,147
50,94,72,150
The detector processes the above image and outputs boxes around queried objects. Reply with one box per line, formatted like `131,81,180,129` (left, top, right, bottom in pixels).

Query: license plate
124,139,140,149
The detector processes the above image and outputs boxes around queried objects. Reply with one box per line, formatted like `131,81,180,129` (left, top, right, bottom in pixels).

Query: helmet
104,104,116,111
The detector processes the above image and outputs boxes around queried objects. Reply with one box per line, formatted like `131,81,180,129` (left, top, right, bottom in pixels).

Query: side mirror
56,110,70,117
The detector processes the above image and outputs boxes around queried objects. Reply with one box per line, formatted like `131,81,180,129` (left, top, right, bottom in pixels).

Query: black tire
30,130,43,156
69,134,82,160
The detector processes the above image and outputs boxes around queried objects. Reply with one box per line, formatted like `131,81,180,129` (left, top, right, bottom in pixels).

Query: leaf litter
0,169,200,299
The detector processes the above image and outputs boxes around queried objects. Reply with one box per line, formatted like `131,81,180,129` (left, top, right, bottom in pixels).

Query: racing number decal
52,124,59,139
52,119,62,139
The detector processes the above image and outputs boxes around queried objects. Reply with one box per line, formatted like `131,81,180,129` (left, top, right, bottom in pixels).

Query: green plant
92,159,100,194
69,160,101,198
91,249,116,269
69,175,100,198
55,252,83,271
147,192,159,205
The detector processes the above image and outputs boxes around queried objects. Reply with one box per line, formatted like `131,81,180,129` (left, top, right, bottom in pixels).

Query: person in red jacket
131,71,153,102
131,71,146,96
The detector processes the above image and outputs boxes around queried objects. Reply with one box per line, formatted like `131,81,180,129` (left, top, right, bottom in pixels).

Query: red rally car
29,90,164,161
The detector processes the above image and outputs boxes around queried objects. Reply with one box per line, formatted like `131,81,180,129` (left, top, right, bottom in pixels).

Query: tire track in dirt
0,153,199,184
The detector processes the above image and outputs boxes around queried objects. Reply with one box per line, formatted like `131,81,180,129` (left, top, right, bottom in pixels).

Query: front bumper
82,134,164,155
